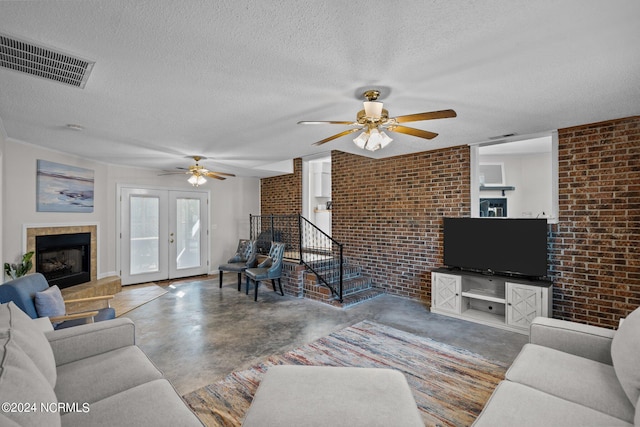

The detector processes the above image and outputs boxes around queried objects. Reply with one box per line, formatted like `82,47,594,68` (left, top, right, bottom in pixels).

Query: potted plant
4,251,34,280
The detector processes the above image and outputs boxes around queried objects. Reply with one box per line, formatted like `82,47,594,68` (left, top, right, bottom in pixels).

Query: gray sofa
0,301,202,427
473,306,640,426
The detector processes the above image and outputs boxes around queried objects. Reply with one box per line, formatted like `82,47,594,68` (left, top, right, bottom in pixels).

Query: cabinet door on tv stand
506,282,542,330
432,272,462,314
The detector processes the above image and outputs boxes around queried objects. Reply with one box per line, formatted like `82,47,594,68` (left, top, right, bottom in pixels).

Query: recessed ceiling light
66,124,84,131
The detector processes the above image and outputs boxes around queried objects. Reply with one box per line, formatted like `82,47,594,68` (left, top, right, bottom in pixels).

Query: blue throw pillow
34,285,66,321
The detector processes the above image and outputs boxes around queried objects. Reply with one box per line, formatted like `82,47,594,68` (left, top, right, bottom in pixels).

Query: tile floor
122,275,529,395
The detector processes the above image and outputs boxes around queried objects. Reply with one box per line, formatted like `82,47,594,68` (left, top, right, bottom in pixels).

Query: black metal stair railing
249,214,343,302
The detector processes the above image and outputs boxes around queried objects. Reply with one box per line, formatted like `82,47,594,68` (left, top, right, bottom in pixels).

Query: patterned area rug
183,320,507,426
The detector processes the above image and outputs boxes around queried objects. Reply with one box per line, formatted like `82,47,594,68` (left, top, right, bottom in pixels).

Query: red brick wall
259,116,640,327
331,146,471,302
550,116,640,327
260,158,302,214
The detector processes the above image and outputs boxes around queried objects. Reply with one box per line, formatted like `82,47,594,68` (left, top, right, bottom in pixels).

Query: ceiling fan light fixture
363,101,383,119
366,128,383,151
352,128,394,151
353,131,368,149
300,89,455,149
188,174,206,186
378,131,393,149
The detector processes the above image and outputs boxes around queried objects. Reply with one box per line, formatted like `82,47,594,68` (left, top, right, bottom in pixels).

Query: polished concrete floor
123,275,529,395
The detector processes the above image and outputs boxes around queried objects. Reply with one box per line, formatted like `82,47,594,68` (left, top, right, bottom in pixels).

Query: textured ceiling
0,0,638,177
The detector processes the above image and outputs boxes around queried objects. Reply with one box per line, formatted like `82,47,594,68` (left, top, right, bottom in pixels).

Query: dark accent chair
255,230,284,255
245,241,286,301
0,273,115,329
218,239,257,291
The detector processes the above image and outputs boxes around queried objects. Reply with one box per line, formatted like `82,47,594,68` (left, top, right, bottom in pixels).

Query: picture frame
36,159,94,213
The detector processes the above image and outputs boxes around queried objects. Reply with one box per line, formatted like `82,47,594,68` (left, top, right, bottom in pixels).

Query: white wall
479,153,552,218
307,158,331,225
2,139,112,276
2,138,260,281
0,125,5,275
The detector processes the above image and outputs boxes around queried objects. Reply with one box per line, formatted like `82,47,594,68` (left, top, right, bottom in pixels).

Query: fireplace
35,232,91,289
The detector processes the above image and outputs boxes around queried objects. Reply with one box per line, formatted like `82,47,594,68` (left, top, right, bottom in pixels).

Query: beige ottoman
242,365,423,427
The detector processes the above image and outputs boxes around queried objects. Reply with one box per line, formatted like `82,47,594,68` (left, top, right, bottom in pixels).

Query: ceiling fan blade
298,120,357,125
204,172,226,180
158,171,188,176
388,125,438,140
393,109,457,124
312,128,362,146
208,171,235,177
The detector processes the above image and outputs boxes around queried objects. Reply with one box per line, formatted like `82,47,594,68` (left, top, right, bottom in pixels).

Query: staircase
250,214,384,308
302,258,384,308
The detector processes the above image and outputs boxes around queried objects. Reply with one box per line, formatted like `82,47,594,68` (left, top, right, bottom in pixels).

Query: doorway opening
470,133,558,221
302,155,331,236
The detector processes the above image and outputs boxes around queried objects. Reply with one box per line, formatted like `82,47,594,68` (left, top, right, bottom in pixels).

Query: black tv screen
443,217,548,278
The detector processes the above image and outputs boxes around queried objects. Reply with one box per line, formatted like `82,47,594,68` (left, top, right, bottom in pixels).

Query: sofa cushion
55,345,164,406
529,317,615,364
34,285,66,320
0,301,57,387
45,317,136,366
612,306,640,407
472,381,633,427
0,413,20,426
506,343,635,422
0,329,61,427
60,379,203,427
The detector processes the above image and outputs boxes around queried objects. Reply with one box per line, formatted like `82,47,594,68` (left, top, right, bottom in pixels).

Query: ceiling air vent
0,33,94,89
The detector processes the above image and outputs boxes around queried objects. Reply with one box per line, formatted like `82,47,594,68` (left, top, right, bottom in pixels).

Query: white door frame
117,184,210,285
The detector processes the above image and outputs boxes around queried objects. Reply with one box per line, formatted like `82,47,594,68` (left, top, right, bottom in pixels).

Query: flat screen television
443,217,548,278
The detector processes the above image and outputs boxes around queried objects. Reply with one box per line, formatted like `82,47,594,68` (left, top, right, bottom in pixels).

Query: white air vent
0,33,94,89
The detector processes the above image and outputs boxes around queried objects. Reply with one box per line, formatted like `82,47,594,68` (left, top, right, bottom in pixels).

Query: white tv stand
431,268,553,335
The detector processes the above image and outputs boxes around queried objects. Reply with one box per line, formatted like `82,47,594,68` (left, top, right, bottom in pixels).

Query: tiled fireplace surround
24,225,121,301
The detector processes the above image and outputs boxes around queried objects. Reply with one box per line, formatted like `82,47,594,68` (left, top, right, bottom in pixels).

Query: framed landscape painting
36,160,94,212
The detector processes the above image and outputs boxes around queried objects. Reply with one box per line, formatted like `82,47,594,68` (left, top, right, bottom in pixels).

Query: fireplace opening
35,233,91,289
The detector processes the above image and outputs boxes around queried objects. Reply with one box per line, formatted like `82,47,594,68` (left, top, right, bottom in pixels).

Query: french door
120,187,209,285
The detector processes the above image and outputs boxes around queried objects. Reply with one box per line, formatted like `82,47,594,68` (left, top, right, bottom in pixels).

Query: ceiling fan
297,90,457,151
160,156,235,186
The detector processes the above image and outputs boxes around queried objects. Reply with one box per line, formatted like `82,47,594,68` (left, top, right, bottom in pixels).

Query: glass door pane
130,195,160,275
120,187,169,285
168,190,209,279
175,197,201,270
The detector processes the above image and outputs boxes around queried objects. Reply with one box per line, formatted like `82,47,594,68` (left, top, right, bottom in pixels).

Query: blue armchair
218,239,257,291
0,273,115,329
245,242,286,301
